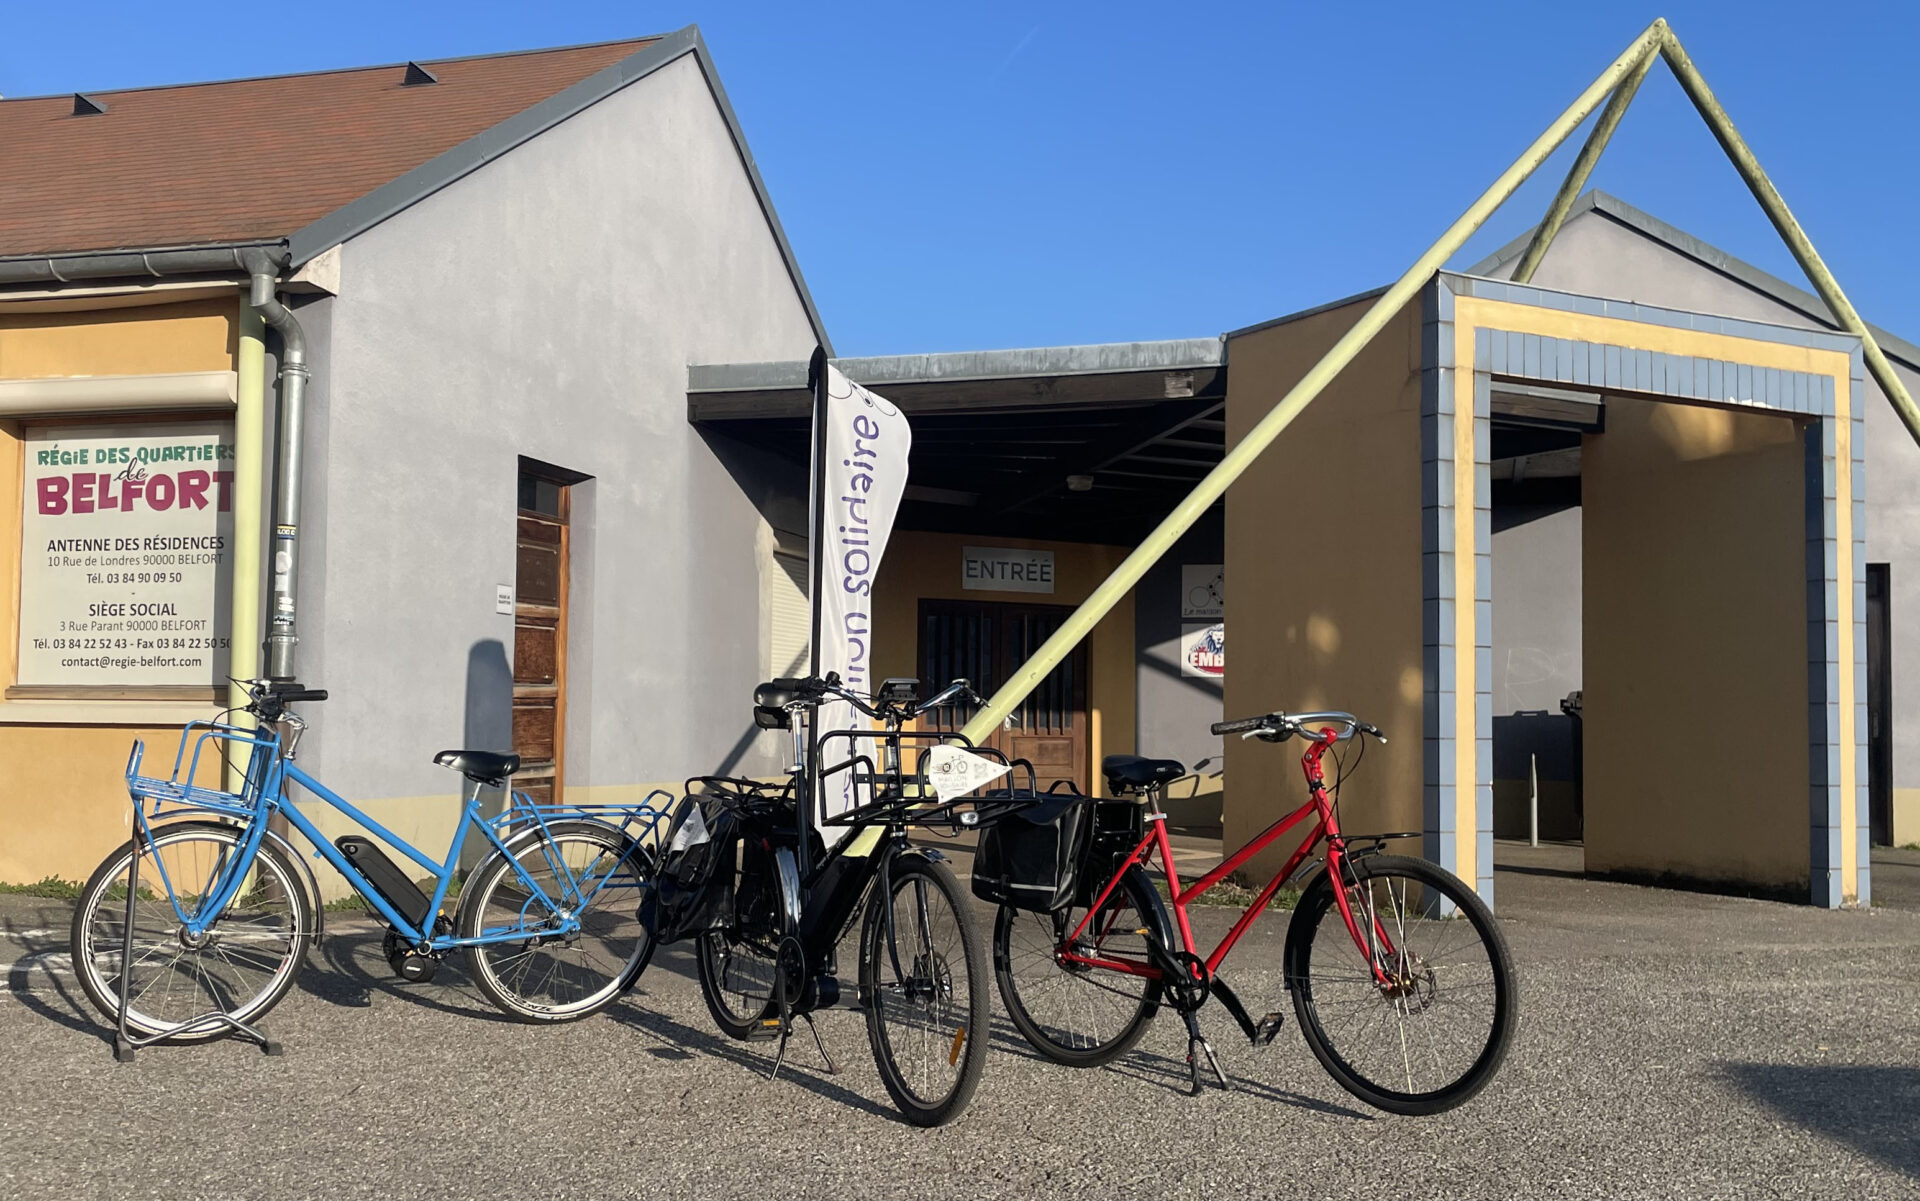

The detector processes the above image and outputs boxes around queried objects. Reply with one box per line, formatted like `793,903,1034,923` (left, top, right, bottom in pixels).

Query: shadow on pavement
1722,1062,1920,1176
1,908,108,1040
602,992,906,1124
982,1013,1372,1120
298,921,512,1022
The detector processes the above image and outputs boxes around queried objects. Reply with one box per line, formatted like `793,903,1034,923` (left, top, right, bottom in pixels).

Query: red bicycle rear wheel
992,865,1164,1068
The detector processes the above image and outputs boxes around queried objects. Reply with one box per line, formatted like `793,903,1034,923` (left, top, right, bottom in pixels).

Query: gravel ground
0,845,1914,1201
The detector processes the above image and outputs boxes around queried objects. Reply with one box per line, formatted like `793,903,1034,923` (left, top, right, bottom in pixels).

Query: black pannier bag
971,796,1089,912
645,794,742,944
1076,799,1146,908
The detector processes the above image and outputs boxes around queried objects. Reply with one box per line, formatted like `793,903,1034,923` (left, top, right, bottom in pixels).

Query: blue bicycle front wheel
70,820,313,1041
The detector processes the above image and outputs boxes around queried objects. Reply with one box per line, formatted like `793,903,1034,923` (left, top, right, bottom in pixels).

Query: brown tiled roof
0,37,659,258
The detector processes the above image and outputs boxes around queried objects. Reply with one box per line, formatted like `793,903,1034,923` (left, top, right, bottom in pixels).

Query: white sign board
1180,622,1225,678
1182,563,1224,620
962,546,1054,594
18,423,234,687
924,744,1013,801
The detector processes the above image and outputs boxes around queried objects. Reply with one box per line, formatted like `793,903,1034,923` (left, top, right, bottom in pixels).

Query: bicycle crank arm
1207,975,1266,1046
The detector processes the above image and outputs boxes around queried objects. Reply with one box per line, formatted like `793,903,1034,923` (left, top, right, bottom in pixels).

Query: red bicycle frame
1061,728,1396,987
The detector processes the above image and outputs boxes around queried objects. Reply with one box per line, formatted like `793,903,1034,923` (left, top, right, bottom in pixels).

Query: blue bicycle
68,679,666,1043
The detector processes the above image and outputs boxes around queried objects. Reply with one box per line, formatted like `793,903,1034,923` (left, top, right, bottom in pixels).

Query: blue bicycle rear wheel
459,821,654,1022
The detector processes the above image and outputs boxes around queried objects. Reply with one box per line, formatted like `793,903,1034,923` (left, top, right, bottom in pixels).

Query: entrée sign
18,423,235,688
961,546,1054,594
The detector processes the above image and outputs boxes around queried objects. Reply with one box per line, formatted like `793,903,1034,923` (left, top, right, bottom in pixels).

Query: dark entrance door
1868,562,1892,846
917,598,1090,793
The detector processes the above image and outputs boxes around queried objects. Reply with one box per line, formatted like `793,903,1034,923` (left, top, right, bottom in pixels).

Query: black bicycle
643,673,1030,1127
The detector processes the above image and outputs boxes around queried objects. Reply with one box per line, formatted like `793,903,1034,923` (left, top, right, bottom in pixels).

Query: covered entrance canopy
689,340,1236,800
689,340,1227,543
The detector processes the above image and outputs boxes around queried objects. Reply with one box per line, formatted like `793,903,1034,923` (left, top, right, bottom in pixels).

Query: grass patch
1901,842,1920,853
0,877,84,900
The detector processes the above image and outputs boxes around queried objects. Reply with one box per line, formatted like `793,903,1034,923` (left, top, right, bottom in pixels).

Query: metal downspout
243,252,309,681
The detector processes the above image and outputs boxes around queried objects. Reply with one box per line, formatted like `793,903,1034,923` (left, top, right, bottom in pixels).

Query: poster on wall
1182,563,1223,620
1181,623,1225,678
17,423,235,688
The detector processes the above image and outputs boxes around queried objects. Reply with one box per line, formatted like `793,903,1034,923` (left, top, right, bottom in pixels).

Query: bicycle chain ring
1163,950,1212,1012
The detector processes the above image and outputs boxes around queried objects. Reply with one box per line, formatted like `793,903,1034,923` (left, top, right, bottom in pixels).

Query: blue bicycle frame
129,719,665,950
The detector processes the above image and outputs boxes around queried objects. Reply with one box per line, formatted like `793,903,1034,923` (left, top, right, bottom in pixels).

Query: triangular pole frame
961,16,1918,746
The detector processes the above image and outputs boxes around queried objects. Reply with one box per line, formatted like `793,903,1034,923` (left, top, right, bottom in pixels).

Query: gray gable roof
1467,189,1919,372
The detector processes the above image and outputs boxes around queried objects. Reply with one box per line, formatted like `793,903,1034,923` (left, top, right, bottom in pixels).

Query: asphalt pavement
0,843,1915,1200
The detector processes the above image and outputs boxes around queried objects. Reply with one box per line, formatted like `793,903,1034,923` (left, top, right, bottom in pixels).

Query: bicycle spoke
1295,858,1510,1108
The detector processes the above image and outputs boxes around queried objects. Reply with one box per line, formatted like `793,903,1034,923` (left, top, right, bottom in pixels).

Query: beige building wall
1222,298,1427,879
0,295,241,885
1582,396,1811,887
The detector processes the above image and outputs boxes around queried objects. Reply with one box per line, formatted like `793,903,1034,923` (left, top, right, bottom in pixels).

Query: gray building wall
1481,208,1920,807
1134,518,1225,774
294,53,818,814
1489,503,1581,838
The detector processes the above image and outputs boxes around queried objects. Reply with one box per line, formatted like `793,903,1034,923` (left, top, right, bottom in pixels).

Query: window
768,531,809,679
13,419,234,696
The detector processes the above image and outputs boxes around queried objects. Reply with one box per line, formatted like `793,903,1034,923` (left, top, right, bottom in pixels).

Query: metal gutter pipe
959,18,1670,747
0,241,283,286
243,250,309,681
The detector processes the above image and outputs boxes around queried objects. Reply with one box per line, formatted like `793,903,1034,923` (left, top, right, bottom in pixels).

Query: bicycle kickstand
1182,1011,1230,1096
800,1012,839,1075
768,989,793,1082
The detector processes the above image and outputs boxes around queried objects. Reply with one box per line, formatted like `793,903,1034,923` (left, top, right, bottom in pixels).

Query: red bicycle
990,709,1517,1115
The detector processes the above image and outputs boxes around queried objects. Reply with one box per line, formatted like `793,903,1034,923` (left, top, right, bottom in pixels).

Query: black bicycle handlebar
1211,715,1268,736
776,674,979,722
1211,710,1387,744
234,679,328,718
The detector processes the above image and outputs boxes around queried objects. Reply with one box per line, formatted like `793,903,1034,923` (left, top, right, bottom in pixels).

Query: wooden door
513,471,569,805
918,599,1090,793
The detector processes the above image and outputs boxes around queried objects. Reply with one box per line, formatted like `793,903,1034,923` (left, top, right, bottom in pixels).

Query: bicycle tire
460,821,654,1023
69,820,313,1041
695,929,781,1039
993,864,1164,1067
1286,853,1517,1115
858,854,990,1127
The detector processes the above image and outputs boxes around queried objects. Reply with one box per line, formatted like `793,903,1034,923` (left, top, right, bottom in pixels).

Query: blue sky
4,2,1916,356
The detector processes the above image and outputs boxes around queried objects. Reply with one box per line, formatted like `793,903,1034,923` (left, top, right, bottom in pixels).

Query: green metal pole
1511,48,1656,284
960,20,1670,746
228,298,267,794
1660,28,1920,445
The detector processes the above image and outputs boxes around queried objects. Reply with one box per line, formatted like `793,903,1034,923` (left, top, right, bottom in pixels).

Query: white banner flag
810,362,912,836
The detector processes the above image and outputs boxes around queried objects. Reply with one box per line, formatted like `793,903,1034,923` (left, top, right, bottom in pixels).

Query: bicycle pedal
746,1017,785,1043
1253,1012,1285,1046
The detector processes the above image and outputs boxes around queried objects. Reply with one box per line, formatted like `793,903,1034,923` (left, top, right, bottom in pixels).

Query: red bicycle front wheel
1285,853,1517,1115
